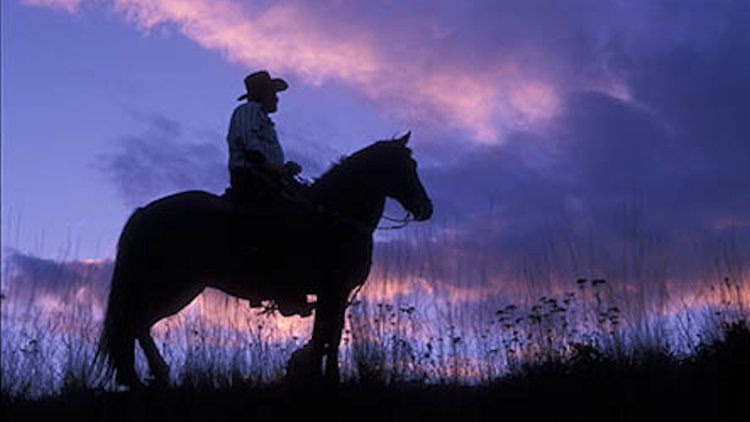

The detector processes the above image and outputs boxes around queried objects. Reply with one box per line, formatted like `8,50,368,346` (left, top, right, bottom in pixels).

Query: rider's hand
284,161,302,176
260,162,287,175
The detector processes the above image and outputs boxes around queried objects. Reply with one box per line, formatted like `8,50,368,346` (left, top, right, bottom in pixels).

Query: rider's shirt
227,100,285,171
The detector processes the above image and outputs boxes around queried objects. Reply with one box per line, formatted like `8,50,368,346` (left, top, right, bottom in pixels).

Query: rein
293,175,415,232
377,212,414,230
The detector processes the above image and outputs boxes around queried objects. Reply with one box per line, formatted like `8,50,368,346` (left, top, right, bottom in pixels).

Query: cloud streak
22,0,749,146
22,0,627,144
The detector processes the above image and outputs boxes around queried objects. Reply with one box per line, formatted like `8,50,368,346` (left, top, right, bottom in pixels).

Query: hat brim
271,78,289,92
237,78,288,101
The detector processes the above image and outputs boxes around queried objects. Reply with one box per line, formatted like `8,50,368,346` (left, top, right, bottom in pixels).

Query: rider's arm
228,104,264,171
243,148,287,175
243,149,266,166
229,103,293,176
260,160,288,175
229,103,269,166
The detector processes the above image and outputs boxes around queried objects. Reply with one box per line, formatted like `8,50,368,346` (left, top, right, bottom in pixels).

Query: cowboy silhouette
226,70,311,316
227,70,302,201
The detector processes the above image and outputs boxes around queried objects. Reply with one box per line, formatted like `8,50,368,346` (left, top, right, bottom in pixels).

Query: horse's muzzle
413,200,433,221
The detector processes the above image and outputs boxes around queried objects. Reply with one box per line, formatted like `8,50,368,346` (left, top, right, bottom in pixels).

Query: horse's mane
313,140,408,190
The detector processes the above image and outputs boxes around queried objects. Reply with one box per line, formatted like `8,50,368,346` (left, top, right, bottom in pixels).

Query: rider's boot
276,294,314,317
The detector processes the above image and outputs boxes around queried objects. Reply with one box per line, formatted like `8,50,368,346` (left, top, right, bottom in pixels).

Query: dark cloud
407,4,750,287
97,114,228,207
2,249,113,309
292,1,747,95
97,112,330,207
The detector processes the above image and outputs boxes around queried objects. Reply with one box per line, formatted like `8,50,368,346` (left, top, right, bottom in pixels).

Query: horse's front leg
308,289,348,383
286,289,347,383
321,291,348,383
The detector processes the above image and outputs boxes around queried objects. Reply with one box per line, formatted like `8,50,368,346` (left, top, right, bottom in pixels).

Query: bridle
293,174,420,232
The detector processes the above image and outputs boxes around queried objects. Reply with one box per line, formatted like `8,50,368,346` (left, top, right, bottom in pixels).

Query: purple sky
2,0,749,294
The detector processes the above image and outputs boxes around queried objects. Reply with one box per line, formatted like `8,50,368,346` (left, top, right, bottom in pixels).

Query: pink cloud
713,217,750,230
22,0,579,144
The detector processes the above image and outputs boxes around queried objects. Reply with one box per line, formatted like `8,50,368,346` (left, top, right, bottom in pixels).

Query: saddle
220,179,317,317
223,169,313,212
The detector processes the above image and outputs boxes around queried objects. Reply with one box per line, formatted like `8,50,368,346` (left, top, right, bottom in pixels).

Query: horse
96,132,433,388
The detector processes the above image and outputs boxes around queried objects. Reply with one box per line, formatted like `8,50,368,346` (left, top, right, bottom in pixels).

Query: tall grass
1,220,748,399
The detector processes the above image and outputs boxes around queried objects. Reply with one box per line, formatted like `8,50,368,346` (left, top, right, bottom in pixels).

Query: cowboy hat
237,70,288,101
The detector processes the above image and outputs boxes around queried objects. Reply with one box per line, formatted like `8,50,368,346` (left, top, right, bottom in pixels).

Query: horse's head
313,132,433,225
378,132,433,221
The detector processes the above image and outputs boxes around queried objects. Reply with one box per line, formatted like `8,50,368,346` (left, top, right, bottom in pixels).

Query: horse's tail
95,208,144,386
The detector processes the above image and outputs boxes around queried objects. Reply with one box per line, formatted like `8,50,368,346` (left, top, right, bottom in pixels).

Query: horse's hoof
286,345,322,384
145,375,170,390
117,372,145,392
118,380,145,392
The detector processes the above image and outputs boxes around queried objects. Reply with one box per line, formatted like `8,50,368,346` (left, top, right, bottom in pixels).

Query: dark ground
3,323,749,422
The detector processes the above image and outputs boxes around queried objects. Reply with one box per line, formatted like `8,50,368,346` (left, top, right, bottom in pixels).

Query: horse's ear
395,131,411,146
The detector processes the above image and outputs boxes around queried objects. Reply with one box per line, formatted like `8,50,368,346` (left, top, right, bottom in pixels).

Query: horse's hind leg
135,281,204,386
117,334,142,389
138,327,170,386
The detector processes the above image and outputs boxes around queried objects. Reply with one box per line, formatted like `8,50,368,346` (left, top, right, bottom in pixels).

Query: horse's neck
314,172,385,232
